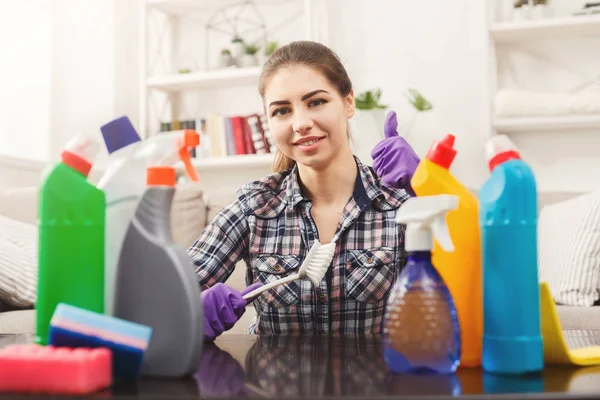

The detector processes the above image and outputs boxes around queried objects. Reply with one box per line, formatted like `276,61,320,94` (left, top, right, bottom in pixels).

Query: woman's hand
202,282,262,342
371,111,420,196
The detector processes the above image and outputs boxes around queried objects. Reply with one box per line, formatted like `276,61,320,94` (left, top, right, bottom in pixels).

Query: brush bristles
305,243,336,286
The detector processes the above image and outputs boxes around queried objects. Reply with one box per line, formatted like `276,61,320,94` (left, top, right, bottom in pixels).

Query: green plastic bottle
35,135,106,345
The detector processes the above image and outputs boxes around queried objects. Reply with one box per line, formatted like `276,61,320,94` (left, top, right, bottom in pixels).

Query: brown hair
258,41,353,172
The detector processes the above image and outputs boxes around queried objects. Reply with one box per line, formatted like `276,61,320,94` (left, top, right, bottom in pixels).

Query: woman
190,41,420,341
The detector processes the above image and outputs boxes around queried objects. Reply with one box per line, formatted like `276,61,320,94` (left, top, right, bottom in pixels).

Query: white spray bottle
98,116,200,315
383,194,461,374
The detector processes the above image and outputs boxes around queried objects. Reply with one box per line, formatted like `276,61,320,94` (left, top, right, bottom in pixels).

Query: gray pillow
0,215,37,308
538,191,600,306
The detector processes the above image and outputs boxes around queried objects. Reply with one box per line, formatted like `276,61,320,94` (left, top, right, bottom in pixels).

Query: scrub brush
242,241,336,301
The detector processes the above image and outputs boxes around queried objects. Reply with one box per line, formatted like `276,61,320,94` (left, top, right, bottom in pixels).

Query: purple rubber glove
371,110,420,196
202,282,263,342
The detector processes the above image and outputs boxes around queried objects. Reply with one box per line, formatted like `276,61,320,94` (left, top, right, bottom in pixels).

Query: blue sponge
48,303,152,380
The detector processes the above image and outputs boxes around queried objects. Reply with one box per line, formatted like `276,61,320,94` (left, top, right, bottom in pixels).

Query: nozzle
61,134,101,177
178,130,200,182
395,194,458,252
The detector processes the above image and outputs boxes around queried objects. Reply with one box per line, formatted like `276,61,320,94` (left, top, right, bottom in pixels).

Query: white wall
327,0,490,190
0,0,140,188
0,1,52,161
50,0,140,168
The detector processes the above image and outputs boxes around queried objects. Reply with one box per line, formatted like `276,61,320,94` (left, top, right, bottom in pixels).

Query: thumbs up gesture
371,111,420,196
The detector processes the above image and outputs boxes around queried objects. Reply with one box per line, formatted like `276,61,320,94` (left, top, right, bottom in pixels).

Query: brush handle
242,273,300,302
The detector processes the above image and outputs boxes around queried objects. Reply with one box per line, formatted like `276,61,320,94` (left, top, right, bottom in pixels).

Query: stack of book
159,113,276,158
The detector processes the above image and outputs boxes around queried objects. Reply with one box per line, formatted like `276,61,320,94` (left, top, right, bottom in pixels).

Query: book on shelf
158,113,276,159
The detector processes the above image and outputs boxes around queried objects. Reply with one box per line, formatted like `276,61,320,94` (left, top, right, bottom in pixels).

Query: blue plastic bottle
383,195,461,374
479,134,543,375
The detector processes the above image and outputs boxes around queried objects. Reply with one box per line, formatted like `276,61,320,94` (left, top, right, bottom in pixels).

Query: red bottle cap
485,135,521,171
61,150,92,177
425,134,457,169
147,166,176,187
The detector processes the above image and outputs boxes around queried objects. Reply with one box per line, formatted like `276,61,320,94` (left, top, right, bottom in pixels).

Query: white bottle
98,116,200,315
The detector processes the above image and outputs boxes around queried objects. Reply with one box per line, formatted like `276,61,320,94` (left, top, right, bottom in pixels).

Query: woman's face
264,65,355,170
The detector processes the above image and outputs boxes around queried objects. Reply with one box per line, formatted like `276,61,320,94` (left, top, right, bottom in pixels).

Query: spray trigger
177,130,200,182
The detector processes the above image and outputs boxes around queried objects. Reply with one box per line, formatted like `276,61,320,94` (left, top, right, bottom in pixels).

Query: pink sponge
0,344,112,394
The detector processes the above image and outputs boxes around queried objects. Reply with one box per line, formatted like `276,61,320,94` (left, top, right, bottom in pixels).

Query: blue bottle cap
101,116,141,154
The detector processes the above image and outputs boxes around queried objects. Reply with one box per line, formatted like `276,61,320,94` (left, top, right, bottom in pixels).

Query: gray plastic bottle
113,165,203,378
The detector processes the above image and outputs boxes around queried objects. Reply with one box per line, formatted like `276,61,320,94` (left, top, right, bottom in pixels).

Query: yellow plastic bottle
410,133,482,368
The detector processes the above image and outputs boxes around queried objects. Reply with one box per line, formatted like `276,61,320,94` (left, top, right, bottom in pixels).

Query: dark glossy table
1,333,600,399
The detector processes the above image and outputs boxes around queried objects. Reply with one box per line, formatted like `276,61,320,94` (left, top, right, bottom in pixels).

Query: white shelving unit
174,152,274,173
493,114,600,133
146,66,262,92
490,14,600,43
140,0,326,172
486,5,600,137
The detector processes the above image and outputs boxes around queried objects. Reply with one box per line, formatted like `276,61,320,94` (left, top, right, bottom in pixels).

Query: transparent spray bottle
383,194,461,374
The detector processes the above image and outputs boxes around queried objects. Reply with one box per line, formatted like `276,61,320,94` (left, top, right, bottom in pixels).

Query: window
0,0,52,161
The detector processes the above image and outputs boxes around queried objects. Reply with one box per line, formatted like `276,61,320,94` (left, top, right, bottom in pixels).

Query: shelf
146,67,262,92
493,114,600,133
175,153,275,171
490,15,600,43
148,0,297,16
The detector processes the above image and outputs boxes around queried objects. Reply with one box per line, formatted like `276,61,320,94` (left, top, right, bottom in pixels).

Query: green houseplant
355,88,387,110
403,88,433,137
351,88,389,163
240,43,260,67
218,48,234,68
231,36,244,65
265,41,278,57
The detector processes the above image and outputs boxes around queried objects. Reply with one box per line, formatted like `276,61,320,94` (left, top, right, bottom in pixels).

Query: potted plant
240,43,260,67
257,40,278,64
350,88,433,165
403,88,432,138
513,0,532,20
350,88,389,163
218,48,234,68
231,36,244,64
532,0,552,19
265,41,278,57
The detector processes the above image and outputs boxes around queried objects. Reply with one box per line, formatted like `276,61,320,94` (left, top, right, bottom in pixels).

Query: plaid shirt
189,158,409,334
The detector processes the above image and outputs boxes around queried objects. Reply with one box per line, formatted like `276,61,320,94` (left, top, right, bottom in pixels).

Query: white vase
349,109,387,166
531,4,546,19
231,41,244,64
218,54,234,69
239,54,257,68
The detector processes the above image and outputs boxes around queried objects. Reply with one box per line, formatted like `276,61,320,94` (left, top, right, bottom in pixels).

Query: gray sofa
0,186,599,343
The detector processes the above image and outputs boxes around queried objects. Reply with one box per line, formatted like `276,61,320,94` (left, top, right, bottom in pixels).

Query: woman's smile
293,136,325,152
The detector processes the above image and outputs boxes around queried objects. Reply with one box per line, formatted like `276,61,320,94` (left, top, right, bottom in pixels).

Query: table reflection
194,334,600,398
195,335,464,398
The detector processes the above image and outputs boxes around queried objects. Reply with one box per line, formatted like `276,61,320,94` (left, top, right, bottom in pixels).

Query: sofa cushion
0,215,37,308
205,192,239,224
171,182,206,249
538,191,600,306
0,187,38,225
